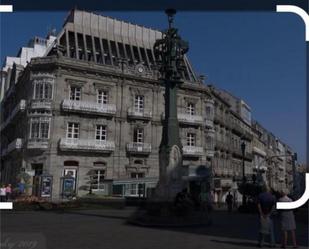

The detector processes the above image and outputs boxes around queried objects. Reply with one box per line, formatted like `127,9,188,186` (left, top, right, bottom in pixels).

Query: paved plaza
1,207,308,249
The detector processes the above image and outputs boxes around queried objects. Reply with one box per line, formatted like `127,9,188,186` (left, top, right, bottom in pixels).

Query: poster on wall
41,175,53,198
63,177,75,197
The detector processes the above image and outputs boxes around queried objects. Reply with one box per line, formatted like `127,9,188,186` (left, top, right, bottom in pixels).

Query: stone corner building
0,10,296,201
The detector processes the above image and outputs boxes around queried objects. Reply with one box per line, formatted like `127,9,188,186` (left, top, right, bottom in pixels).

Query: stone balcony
1,138,23,157
0,100,26,131
182,146,204,157
61,100,116,116
215,140,229,151
27,138,49,149
30,99,52,109
161,113,204,126
205,118,214,128
126,142,152,154
127,108,152,120
205,150,215,157
59,138,115,153
178,113,204,126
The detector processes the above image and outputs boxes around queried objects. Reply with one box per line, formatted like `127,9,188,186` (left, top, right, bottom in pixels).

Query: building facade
0,10,297,201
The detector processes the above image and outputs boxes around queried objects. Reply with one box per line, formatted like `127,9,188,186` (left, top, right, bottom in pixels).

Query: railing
215,140,229,151
0,100,26,131
231,123,245,135
61,100,116,116
59,138,115,152
27,138,49,149
161,113,204,126
127,108,152,119
182,146,203,156
126,142,152,154
30,99,52,109
1,138,23,156
178,113,204,125
206,150,215,157
205,118,214,128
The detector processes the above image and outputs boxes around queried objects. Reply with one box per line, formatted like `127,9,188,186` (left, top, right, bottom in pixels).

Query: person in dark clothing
225,192,233,212
257,185,276,248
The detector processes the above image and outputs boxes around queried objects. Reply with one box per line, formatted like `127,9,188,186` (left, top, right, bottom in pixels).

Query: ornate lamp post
241,141,246,205
154,9,189,200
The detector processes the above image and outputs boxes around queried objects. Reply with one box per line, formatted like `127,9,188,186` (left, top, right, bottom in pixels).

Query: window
133,128,143,143
34,81,53,100
96,125,106,141
134,95,144,112
70,86,81,101
206,136,213,150
90,169,105,191
67,122,79,139
97,90,108,104
187,103,195,115
102,39,111,65
30,117,50,139
187,133,196,146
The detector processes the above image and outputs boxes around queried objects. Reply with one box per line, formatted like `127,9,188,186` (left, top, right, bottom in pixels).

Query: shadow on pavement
210,239,258,248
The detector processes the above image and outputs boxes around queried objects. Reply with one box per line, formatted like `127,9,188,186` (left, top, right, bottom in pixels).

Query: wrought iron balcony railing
30,99,52,109
126,142,152,154
127,108,152,120
178,113,204,126
61,100,116,116
182,145,204,157
27,138,49,149
59,138,115,152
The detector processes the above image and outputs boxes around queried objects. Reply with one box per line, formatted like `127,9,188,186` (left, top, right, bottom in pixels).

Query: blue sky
0,11,306,162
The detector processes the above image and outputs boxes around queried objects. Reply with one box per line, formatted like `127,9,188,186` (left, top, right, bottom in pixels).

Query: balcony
127,108,152,120
206,150,215,157
231,123,244,136
30,99,52,109
126,142,151,154
214,113,226,125
178,113,204,126
215,140,229,151
1,138,23,157
59,138,115,153
205,118,214,128
182,146,204,157
27,138,49,149
61,100,116,116
0,100,26,131
161,113,204,126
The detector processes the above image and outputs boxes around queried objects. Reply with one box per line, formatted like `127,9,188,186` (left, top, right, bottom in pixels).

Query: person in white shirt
0,185,6,202
279,188,297,249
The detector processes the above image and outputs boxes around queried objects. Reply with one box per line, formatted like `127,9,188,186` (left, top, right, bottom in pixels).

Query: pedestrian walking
257,185,276,248
225,192,233,212
279,189,298,248
5,184,12,201
0,185,6,202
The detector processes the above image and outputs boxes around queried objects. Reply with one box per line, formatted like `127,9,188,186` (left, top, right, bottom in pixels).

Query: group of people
257,186,297,248
0,184,12,201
